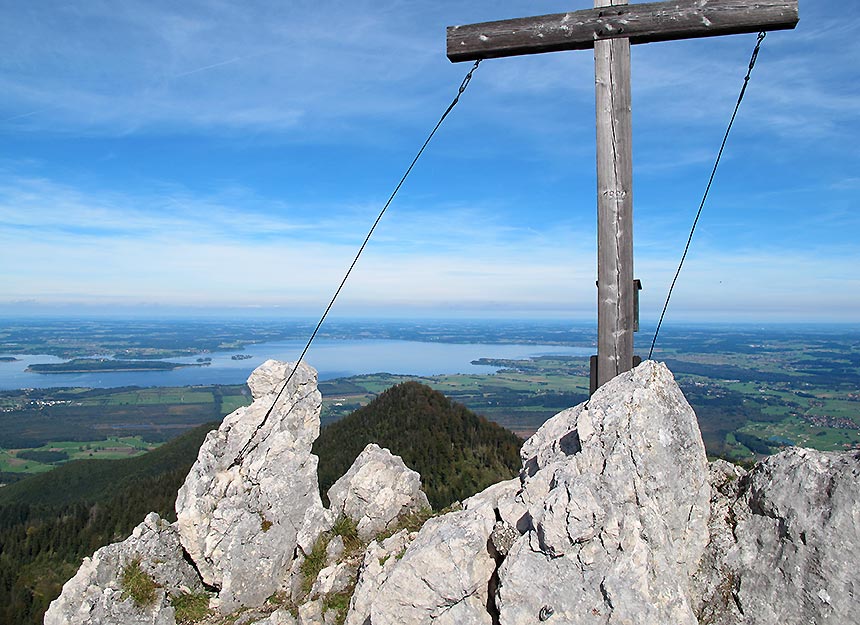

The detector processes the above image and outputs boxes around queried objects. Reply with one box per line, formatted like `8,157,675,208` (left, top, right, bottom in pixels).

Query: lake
0,339,593,390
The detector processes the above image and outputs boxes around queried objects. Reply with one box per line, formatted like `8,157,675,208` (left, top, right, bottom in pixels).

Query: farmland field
1,319,858,479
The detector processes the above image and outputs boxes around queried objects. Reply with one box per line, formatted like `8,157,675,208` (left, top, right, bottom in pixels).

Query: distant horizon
1,309,859,330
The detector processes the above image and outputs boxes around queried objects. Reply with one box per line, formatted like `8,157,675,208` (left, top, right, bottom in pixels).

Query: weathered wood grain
447,0,798,62
595,0,636,387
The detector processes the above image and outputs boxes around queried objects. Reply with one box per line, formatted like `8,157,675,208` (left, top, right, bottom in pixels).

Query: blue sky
1,0,857,322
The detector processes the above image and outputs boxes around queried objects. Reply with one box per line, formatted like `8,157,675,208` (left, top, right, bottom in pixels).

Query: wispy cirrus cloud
2,172,858,320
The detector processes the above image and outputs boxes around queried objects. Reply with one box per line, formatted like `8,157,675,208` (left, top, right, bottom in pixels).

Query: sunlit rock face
43,512,201,625
45,359,860,625
175,359,327,612
492,360,711,625
695,447,860,625
328,442,430,541
369,506,497,625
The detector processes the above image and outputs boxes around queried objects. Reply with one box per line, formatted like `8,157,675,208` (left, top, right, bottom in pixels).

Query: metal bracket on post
634,279,642,332
589,355,598,396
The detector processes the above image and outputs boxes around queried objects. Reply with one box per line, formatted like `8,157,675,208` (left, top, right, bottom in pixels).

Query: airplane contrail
1,107,54,123
171,50,275,79
172,57,245,79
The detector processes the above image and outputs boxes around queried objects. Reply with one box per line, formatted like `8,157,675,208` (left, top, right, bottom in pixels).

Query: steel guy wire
232,60,482,466
648,32,767,360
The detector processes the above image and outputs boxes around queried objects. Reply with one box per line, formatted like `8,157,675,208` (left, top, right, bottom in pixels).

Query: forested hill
314,381,523,509
1,383,523,624
0,421,217,625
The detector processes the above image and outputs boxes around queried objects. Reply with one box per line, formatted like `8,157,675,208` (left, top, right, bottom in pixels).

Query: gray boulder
310,561,355,599
695,447,860,625
369,507,496,625
463,477,528,531
175,359,326,612
249,610,298,625
345,529,415,625
44,512,202,625
496,360,711,625
328,443,430,541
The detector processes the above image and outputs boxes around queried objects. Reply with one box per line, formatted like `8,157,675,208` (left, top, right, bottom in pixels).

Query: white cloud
0,1,857,322
2,171,857,321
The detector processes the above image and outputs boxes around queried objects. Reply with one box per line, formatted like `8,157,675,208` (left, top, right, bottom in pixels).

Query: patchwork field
1,322,858,480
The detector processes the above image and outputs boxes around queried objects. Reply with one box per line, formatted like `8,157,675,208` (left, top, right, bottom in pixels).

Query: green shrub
120,558,159,607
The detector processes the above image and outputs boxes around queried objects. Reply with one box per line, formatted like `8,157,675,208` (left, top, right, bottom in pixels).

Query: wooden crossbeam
445,0,798,390
447,0,798,62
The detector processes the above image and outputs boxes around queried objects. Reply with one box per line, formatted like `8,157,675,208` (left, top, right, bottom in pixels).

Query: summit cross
447,0,798,390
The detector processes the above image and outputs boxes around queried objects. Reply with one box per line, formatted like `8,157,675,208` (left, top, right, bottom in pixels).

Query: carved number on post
602,189,628,199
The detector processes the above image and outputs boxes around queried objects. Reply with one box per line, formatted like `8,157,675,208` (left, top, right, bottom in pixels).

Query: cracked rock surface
345,529,416,625
44,512,201,625
175,359,326,612
495,360,710,625
694,448,860,625
328,443,430,541
45,359,860,625
369,507,496,625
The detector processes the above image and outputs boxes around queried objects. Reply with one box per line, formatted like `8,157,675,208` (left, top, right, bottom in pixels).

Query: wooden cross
447,0,798,389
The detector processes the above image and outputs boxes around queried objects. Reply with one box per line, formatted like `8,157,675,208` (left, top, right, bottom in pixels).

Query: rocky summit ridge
45,359,859,625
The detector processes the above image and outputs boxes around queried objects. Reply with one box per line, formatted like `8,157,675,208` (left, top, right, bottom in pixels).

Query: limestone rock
298,599,323,625
463,477,528,531
695,448,860,625
345,529,415,625
496,360,711,625
325,535,345,565
369,507,496,625
44,512,201,625
298,598,337,625
297,506,336,556
49,356,860,625
247,359,295,400
691,459,748,625
327,443,430,541
490,521,519,557
175,360,326,612
249,610,298,625
310,561,355,598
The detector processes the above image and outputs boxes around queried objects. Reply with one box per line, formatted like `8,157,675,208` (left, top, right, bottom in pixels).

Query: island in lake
26,358,203,374
231,354,253,361
0,357,20,362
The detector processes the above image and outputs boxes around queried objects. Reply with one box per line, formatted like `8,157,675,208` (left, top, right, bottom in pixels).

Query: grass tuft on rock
331,515,362,555
301,515,365,597
170,590,210,623
322,583,356,625
300,533,330,596
119,557,159,607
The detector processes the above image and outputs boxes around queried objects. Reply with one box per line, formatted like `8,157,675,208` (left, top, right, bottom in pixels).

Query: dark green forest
314,381,522,509
0,422,216,625
0,382,522,625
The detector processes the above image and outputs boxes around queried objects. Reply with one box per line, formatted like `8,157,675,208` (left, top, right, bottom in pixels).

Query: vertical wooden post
595,0,635,388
